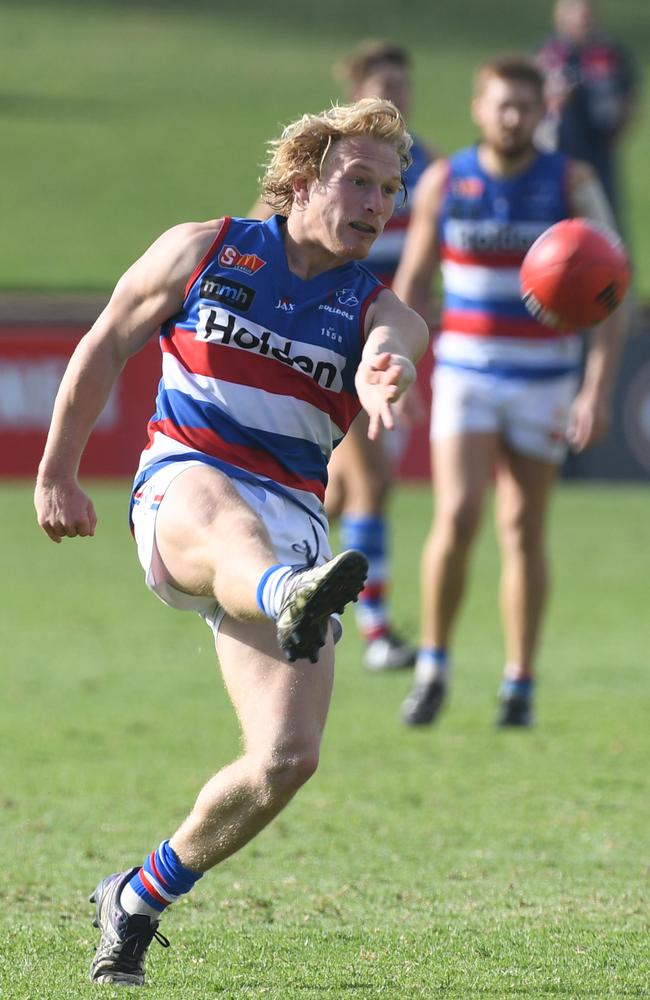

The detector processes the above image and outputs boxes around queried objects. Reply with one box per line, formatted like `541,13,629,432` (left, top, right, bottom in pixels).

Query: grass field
2,480,649,998
2,0,649,295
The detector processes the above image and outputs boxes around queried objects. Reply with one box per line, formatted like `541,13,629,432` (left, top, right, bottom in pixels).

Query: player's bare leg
327,412,414,671
402,432,498,725
90,620,334,985
154,464,366,662
154,464,282,619
171,617,334,868
494,446,558,725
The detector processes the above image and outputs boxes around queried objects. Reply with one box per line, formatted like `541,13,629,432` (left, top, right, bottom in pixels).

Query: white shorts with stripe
131,461,340,642
431,363,580,464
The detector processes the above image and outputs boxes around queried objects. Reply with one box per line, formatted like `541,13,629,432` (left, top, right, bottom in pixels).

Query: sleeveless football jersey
437,145,582,377
364,136,432,284
133,215,384,514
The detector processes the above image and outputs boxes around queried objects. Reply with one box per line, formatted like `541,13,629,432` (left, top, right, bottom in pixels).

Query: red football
520,218,631,330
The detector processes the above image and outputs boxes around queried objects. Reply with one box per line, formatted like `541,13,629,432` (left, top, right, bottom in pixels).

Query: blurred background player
536,0,638,229
393,55,628,728
253,41,435,672
325,40,436,671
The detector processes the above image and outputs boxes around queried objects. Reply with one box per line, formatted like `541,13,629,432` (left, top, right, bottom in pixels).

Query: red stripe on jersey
183,218,232,300
441,245,525,268
162,332,360,431
147,418,327,500
442,309,558,340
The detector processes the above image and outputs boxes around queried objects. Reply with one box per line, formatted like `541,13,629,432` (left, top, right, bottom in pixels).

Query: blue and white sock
340,514,389,641
414,647,449,685
501,677,534,700
256,564,293,620
120,840,203,921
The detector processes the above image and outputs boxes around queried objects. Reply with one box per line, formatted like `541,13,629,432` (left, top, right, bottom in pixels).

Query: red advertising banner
0,325,160,477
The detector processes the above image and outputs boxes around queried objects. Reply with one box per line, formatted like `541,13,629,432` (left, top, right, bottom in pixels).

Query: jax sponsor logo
218,244,267,275
196,307,345,391
200,275,255,311
275,297,295,312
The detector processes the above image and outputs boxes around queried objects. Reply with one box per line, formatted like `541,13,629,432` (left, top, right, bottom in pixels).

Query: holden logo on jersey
275,297,295,312
196,307,345,391
200,275,255,312
336,288,359,307
218,244,267,275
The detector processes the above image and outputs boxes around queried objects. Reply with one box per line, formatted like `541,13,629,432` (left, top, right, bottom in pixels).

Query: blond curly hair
261,98,412,216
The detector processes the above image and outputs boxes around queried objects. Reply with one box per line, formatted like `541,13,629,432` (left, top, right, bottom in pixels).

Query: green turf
2,0,649,294
2,480,649,998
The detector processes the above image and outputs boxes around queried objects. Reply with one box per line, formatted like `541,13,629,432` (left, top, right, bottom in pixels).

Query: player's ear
292,174,311,208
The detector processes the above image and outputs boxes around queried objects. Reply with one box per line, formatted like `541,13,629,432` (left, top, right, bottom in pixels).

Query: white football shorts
131,461,340,643
431,364,580,464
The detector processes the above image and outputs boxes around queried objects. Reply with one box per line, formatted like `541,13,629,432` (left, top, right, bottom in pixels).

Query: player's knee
257,747,320,804
498,508,543,555
438,501,482,548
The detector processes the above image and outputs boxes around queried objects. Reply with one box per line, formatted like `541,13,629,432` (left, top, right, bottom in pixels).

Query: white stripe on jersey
161,353,343,455
436,331,582,369
441,261,521,301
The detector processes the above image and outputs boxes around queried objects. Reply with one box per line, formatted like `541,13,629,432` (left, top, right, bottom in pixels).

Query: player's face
305,136,403,261
353,64,412,120
472,77,545,160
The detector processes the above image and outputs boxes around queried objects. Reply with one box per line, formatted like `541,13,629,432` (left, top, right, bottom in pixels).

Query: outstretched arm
35,220,225,542
356,289,429,440
566,162,630,451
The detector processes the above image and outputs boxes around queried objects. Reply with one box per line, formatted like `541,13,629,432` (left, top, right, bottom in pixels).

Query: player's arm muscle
392,159,448,322
566,162,628,450
38,221,223,482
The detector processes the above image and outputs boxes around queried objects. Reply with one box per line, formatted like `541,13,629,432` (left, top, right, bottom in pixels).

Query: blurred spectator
536,0,638,226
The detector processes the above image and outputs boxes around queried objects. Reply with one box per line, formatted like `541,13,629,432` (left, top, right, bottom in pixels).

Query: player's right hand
34,477,97,543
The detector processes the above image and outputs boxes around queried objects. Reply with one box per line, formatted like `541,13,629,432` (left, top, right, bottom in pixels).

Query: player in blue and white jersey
34,98,428,987
327,41,436,672
393,55,627,728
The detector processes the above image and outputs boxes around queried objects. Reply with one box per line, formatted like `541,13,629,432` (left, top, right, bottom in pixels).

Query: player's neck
282,217,347,281
478,143,538,179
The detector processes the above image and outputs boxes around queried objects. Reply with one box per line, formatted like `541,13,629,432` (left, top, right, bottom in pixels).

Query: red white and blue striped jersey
437,145,582,377
134,215,384,513
364,136,432,285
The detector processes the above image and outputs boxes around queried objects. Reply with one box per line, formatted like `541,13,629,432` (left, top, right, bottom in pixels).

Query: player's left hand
567,388,612,452
355,352,417,441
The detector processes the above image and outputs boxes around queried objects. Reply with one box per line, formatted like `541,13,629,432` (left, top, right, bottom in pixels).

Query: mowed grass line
1,481,649,998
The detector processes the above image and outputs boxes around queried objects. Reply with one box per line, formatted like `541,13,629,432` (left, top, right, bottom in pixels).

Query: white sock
414,648,450,685
256,564,293,619
120,882,163,922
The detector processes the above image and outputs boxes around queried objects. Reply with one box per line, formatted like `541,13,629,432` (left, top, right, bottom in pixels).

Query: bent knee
256,748,320,803
436,501,482,547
